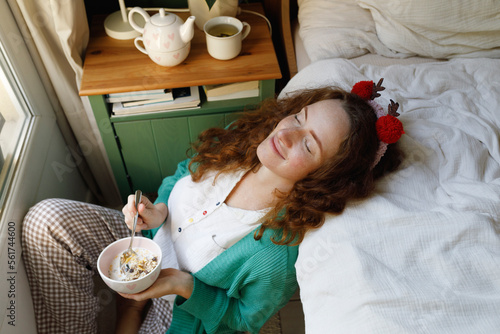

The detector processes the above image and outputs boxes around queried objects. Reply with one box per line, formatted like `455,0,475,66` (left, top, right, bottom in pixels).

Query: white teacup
204,16,251,60
134,39,191,67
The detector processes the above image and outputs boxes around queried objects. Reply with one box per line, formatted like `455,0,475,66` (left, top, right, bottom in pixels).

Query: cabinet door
152,117,191,178
187,113,226,143
224,111,244,126
114,121,163,195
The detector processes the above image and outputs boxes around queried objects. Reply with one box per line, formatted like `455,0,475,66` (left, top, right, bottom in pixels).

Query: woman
22,81,404,334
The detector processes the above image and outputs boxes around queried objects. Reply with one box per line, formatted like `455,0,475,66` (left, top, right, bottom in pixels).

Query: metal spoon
120,190,142,272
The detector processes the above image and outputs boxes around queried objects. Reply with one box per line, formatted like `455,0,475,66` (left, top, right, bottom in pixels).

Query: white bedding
298,0,500,62
358,0,500,59
280,58,500,333
297,0,402,61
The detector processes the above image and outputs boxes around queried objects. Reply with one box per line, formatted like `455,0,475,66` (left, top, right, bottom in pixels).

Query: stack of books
110,87,201,116
203,81,259,102
105,88,174,104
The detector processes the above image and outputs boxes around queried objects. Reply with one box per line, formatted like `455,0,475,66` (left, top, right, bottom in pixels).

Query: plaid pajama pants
21,198,172,334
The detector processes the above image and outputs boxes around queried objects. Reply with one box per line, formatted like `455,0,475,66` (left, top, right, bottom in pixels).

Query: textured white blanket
280,58,500,333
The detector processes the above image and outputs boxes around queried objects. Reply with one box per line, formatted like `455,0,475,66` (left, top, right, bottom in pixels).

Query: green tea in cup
208,24,239,38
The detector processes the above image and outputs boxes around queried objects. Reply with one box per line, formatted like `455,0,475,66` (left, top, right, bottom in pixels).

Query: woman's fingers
118,268,184,301
122,194,150,231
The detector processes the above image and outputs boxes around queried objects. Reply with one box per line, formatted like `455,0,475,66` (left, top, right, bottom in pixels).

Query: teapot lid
150,8,176,26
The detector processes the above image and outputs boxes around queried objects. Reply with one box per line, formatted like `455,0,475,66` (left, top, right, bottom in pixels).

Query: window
0,45,32,213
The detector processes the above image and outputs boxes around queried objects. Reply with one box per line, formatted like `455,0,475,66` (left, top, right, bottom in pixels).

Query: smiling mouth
271,136,285,159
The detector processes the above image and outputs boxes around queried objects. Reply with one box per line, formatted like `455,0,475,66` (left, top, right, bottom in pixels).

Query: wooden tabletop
79,3,281,96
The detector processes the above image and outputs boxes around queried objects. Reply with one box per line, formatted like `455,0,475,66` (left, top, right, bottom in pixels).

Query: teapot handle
128,7,150,34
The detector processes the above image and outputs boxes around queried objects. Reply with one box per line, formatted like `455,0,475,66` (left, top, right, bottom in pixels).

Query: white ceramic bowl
97,237,162,294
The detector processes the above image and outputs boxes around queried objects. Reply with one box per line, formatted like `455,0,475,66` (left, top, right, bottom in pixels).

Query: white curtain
8,0,122,207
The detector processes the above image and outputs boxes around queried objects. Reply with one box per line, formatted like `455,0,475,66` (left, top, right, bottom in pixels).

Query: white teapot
128,7,195,67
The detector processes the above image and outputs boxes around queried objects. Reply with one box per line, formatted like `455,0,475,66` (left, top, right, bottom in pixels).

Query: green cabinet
88,81,274,202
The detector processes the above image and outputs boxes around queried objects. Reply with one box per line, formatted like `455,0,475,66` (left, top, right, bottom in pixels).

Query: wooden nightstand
80,3,281,202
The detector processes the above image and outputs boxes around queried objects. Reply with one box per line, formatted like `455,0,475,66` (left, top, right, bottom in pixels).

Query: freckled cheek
288,153,315,173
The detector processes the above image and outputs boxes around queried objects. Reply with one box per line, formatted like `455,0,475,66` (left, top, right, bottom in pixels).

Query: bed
276,0,500,332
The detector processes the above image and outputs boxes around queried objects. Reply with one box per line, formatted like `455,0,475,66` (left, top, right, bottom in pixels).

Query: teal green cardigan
144,159,299,334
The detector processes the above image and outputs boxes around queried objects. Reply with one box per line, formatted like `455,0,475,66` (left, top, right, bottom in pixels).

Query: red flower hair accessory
351,78,404,167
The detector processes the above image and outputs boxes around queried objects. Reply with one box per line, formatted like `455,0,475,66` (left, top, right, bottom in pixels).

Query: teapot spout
180,16,196,44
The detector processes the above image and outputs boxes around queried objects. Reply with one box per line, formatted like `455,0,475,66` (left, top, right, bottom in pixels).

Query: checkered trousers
21,198,172,334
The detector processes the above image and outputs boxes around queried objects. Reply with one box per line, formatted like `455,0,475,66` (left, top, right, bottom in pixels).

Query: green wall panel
224,111,244,126
152,117,191,178
187,113,226,143
114,121,163,195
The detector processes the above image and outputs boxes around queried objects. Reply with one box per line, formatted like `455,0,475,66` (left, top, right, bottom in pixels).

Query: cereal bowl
97,237,162,294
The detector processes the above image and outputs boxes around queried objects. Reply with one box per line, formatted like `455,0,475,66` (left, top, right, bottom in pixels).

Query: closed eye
295,114,312,153
304,139,311,153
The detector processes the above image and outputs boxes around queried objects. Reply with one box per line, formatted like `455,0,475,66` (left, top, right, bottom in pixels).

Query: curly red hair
189,87,403,245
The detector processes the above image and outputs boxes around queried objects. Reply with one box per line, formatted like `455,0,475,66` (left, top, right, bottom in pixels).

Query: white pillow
297,0,406,62
357,0,500,59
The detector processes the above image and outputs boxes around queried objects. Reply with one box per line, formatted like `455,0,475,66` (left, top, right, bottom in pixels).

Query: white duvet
280,58,500,333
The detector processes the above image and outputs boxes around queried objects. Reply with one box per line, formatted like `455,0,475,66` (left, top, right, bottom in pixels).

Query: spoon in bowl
120,190,142,273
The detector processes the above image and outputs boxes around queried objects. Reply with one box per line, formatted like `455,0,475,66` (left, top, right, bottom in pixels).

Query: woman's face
257,99,350,186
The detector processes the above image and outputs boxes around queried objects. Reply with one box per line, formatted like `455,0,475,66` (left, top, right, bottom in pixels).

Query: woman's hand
118,268,194,301
122,195,168,232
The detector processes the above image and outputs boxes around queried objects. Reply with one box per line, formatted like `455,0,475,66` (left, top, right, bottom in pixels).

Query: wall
0,119,91,334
